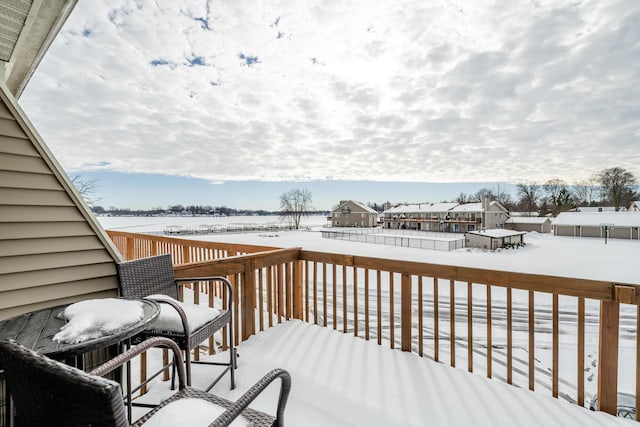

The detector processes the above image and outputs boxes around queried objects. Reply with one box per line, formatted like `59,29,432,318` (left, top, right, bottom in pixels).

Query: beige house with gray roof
331,200,378,227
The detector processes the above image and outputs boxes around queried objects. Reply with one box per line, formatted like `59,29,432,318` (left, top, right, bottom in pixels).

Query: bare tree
516,182,541,214
493,184,514,210
596,167,637,211
280,189,312,229
70,175,101,206
572,178,598,206
456,192,468,203
543,178,572,215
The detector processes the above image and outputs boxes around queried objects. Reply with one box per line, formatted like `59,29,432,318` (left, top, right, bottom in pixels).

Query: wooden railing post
292,259,303,320
401,273,412,352
597,300,619,415
241,258,256,341
125,236,134,260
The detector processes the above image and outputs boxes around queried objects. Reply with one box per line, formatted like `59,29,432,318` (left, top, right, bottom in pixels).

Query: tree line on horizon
363,167,638,216
77,167,637,219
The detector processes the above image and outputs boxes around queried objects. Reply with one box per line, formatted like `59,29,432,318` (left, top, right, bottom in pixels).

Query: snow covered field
99,215,640,409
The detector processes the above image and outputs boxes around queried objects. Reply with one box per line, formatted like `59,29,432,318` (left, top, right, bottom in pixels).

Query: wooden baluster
343,265,348,333
377,270,382,345
353,267,359,337
467,281,473,372
528,290,534,390
194,280,200,362
285,262,291,320
418,277,424,357
390,272,395,349
486,284,492,378
293,260,303,320
552,293,559,398
333,264,337,330
434,277,439,362
507,287,512,384
267,266,273,328
258,268,264,332
277,264,284,324
313,261,318,324
323,263,328,327
209,282,215,355
636,305,640,422
577,296,585,406
401,273,412,352
450,279,455,367
305,261,310,322
597,300,619,415
365,268,370,341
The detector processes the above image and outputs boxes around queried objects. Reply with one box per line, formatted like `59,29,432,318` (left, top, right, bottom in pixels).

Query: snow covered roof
553,212,640,227
509,211,539,217
467,229,526,238
506,217,551,224
450,202,482,212
334,200,377,214
575,206,621,213
383,202,458,214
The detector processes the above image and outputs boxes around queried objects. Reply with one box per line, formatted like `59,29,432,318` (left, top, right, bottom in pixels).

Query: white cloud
20,0,640,185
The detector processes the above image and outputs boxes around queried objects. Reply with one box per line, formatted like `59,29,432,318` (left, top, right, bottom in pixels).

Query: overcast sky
20,0,640,209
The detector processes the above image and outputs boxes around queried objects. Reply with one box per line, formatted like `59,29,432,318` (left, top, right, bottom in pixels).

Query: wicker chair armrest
175,276,233,310
89,337,186,390
144,296,191,336
208,369,291,427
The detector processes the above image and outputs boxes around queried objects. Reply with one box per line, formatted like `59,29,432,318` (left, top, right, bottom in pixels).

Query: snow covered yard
135,321,633,426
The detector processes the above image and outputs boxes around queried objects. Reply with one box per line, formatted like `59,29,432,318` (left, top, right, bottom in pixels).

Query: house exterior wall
465,233,523,249
483,209,508,229
553,225,575,236
553,223,637,240
505,220,551,233
331,201,377,227
0,90,120,320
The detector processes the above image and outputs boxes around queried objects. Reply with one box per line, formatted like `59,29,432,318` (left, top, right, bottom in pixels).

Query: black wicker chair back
116,254,236,390
117,254,179,300
0,338,290,427
0,339,128,427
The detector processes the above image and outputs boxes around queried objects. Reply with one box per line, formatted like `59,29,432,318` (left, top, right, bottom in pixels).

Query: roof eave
2,0,78,98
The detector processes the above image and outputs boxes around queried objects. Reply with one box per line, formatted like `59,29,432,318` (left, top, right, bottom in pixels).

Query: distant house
382,198,509,233
630,201,640,212
552,212,640,240
331,201,378,227
465,229,526,250
505,217,552,233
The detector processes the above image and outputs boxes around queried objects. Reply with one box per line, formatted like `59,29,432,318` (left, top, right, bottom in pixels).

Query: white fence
322,228,466,251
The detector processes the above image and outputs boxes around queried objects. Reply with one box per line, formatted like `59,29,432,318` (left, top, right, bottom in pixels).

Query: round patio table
0,298,160,365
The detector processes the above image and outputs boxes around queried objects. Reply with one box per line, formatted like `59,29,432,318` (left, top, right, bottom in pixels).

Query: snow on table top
53,298,144,344
179,321,628,427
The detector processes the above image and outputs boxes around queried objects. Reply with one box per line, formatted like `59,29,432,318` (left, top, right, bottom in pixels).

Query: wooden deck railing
106,230,278,263
111,231,640,419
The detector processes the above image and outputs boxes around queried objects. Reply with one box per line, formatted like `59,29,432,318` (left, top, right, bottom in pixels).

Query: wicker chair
117,254,235,391
0,337,291,427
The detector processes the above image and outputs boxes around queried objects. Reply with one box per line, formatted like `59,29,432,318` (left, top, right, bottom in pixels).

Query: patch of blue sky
239,53,259,67
186,56,205,66
150,58,171,66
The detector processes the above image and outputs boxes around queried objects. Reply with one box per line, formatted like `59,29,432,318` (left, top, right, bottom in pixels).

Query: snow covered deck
137,321,629,426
